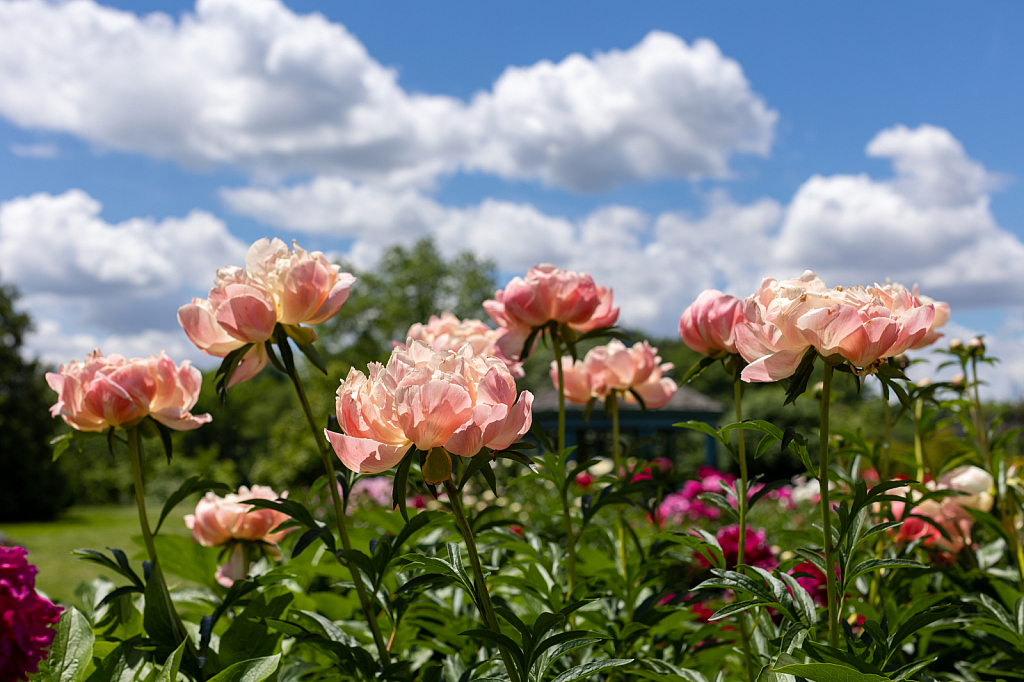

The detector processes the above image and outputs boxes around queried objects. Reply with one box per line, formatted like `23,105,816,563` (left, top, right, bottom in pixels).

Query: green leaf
295,340,327,375
46,607,94,682
772,662,889,682
155,640,186,682
550,659,633,682
394,448,416,522
206,655,281,682
784,347,818,406
674,420,727,446
51,432,73,462
846,558,924,584
154,475,232,535
217,587,293,669
680,355,720,385
148,534,220,588
215,343,254,401
143,568,180,650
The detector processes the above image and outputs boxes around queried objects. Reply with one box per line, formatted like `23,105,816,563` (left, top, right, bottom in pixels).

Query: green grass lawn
2,504,193,603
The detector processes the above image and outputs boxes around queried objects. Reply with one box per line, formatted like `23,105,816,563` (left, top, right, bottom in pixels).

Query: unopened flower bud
968,337,985,355
813,381,824,399
950,373,966,389
831,433,846,448
949,338,963,351
916,378,932,388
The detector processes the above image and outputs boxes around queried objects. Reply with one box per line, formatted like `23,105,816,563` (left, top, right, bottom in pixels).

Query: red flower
0,547,62,681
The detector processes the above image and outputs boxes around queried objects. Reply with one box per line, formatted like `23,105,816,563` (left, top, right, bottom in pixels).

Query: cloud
0,0,775,190
10,142,57,158
0,189,247,353
774,124,1024,307
224,178,783,334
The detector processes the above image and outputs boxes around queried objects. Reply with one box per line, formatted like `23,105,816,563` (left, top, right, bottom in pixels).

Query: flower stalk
732,370,757,682
551,334,578,593
818,363,840,647
288,369,389,661
443,477,522,682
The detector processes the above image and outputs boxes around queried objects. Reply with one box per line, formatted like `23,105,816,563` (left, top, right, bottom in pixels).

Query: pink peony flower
179,238,355,386
697,525,777,570
326,340,533,477
890,466,993,553
401,311,523,376
485,264,618,360
0,547,62,681
789,561,839,606
550,340,678,409
735,272,936,382
46,350,211,432
185,486,293,587
657,467,737,523
348,477,394,508
679,289,746,357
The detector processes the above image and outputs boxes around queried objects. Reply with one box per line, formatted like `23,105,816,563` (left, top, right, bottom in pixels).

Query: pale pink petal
215,544,249,587
325,430,411,474
226,345,270,388
482,391,534,452
178,300,242,357
214,292,278,343
740,349,808,383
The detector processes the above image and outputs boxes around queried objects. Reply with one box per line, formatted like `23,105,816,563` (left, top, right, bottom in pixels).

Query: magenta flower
697,525,777,570
0,547,62,681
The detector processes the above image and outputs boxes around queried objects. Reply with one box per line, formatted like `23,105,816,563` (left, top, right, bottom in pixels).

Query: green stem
880,395,892,481
289,369,390,661
818,363,840,648
609,392,631,620
551,334,578,593
126,427,190,649
913,398,926,483
443,478,522,682
971,356,989,464
733,373,757,682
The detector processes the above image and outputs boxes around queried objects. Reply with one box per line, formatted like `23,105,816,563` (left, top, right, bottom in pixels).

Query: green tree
0,278,69,521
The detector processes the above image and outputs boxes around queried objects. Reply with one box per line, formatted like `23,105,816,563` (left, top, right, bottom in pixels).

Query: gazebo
531,386,725,465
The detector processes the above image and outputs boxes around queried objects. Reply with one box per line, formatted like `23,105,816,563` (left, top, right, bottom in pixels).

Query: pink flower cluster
348,477,394,508
401,311,522,376
179,238,355,386
185,486,292,586
658,466,737,522
891,465,993,553
679,274,949,382
326,340,533,476
697,525,778,570
47,350,211,432
550,340,678,409
485,264,618,360
0,547,62,682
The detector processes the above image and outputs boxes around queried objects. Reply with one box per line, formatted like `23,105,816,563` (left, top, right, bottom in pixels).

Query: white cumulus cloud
774,124,1024,307
0,0,775,190
0,189,247,364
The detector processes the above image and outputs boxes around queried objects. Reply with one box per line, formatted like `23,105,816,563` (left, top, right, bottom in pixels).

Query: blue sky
1,0,1022,395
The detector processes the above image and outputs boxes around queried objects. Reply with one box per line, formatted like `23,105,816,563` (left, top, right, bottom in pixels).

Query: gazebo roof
531,385,724,415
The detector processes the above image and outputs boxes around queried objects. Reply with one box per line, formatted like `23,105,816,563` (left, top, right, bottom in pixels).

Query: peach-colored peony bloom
484,264,619,360
890,466,993,553
326,340,534,475
735,272,936,382
401,311,523,376
46,350,211,432
185,486,292,587
550,340,678,409
549,357,596,405
678,289,746,357
178,238,355,386
905,284,950,350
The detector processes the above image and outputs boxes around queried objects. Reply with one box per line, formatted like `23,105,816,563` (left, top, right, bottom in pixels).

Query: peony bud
949,338,963,351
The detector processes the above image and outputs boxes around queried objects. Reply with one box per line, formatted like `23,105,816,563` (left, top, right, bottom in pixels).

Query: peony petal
325,429,411,475
740,349,808,383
